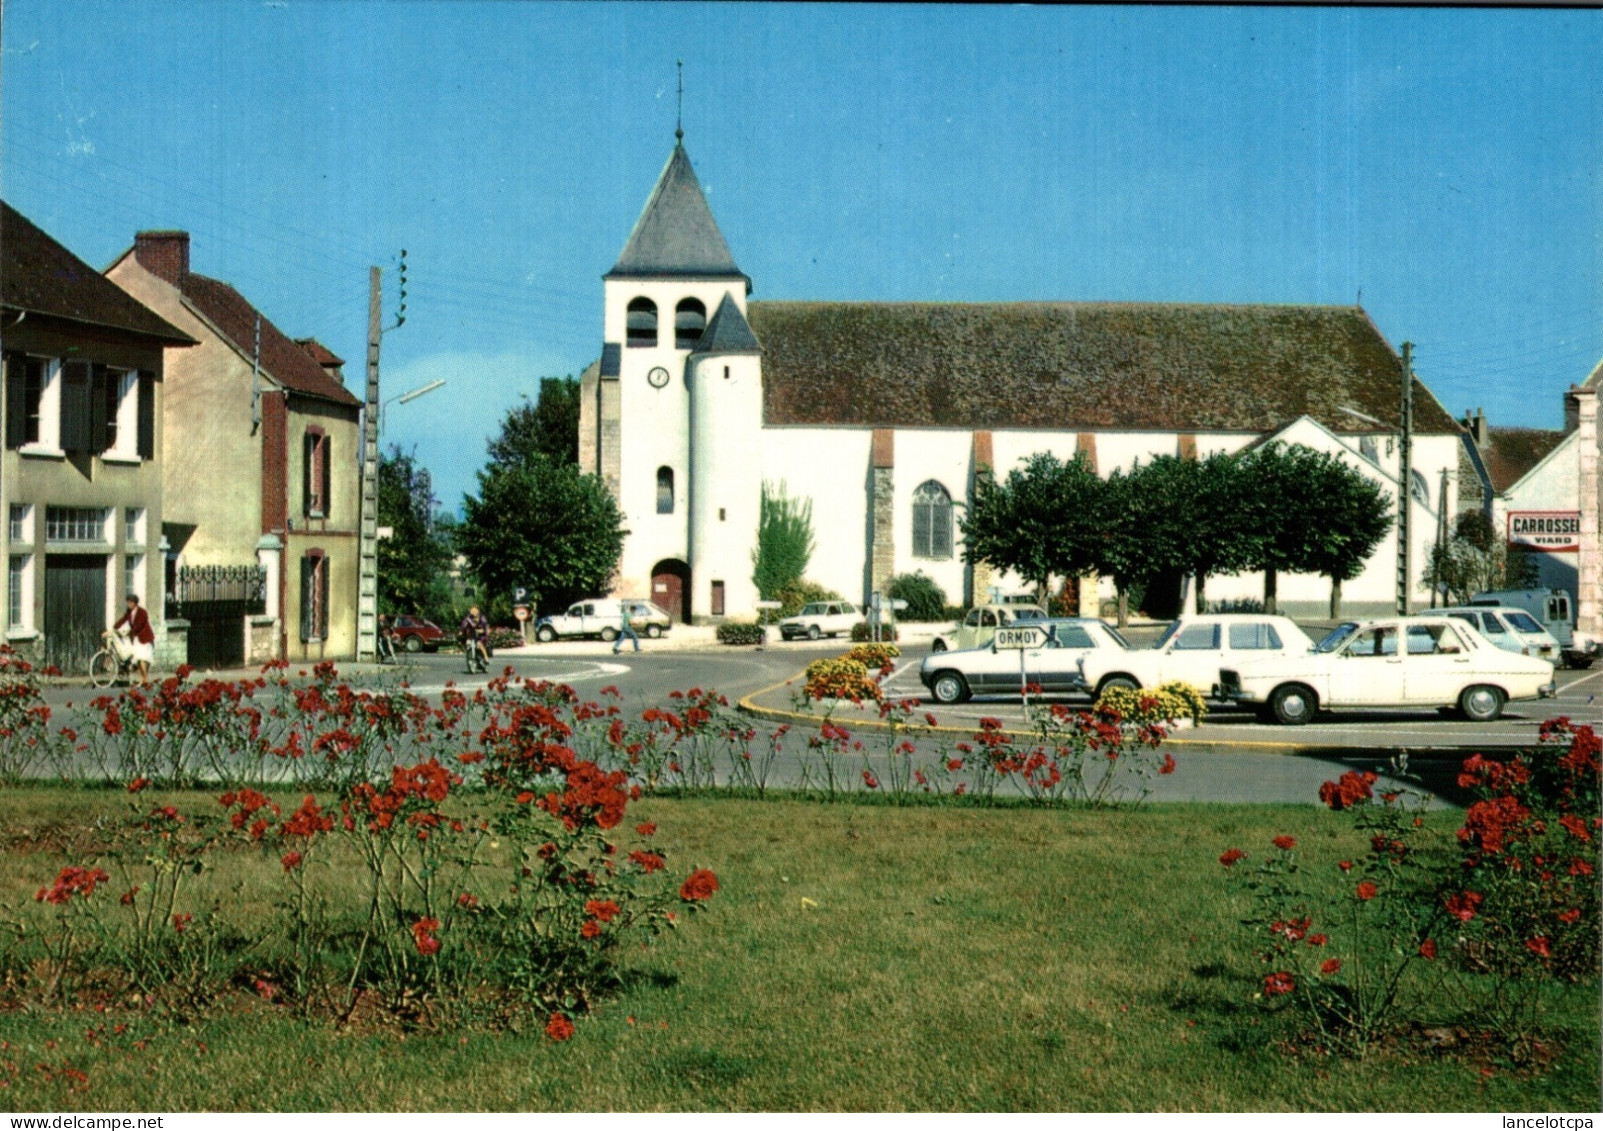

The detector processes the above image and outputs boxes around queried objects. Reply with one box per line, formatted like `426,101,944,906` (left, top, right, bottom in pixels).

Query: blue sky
4,2,1598,512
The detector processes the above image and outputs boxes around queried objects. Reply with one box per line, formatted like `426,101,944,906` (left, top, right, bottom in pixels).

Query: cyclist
376,613,397,664
110,593,155,687
458,605,490,674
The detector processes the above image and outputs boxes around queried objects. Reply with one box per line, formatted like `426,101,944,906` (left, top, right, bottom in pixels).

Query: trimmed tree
1301,456,1394,618
961,452,1106,604
1095,460,1192,626
457,455,626,616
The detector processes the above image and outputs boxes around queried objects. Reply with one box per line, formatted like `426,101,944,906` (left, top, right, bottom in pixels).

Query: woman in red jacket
111,593,155,686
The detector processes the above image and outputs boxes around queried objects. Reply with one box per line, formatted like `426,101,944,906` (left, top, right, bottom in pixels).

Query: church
578,138,1464,624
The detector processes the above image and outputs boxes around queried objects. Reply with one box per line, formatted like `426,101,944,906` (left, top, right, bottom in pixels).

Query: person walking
613,603,640,655
111,593,155,687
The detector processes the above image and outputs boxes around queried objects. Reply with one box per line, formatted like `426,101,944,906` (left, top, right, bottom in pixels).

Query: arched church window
675,298,707,350
627,298,658,348
657,466,675,514
911,480,953,559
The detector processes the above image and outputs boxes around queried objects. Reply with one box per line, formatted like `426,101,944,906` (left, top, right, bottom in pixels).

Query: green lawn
1,791,1597,1111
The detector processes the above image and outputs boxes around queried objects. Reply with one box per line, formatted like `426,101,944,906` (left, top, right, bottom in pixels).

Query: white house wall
1493,431,1580,599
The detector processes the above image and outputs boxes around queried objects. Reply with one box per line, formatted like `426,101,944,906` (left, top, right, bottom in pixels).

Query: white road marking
400,661,630,695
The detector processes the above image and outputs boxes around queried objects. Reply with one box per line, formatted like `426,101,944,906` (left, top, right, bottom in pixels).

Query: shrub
886,572,947,622
1207,597,1264,614
850,621,898,643
753,482,816,601
941,605,967,622
775,580,842,619
488,627,524,651
1095,681,1207,726
845,642,900,672
716,622,766,646
802,657,880,702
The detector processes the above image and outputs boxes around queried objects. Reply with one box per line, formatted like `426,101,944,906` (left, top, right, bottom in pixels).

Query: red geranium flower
1418,938,1437,960
636,823,657,837
171,912,193,933
1218,848,1246,868
280,851,303,872
1307,933,1328,947
545,1013,575,1042
679,868,719,902
1272,835,1296,851
411,917,440,956
1319,958,1341,976
1355,881,1378,902
1263,971,1295,996
1524,936,1552,959
1337,860,1353,872
584,899,621,923
580,919,602,939
1445,891,1483,922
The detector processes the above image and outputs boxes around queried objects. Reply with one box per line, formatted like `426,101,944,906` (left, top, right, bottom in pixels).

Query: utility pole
357,268,382,661
1397,342,1414,615
356,254,407,661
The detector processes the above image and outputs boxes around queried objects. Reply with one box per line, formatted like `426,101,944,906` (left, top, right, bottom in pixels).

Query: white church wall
889,429,973,605
988,431,1080,474
760,427,874,605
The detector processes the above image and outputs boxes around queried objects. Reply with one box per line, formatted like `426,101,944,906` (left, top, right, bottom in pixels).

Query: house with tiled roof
580,141,1466,621
1,202,196,671
106,232,362,664
1457,362,1603,608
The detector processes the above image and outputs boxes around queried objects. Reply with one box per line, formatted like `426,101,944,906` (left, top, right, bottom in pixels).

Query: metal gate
44,554,107,674
169,565,267,669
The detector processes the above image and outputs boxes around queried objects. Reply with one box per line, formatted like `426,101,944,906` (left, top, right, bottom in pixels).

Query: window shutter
303,432,316,516
136,372,155,459
91,366,111,453
300,555,314,641
319,435,331,520
318,553,329,638
4,356,25,450
61,361,92,451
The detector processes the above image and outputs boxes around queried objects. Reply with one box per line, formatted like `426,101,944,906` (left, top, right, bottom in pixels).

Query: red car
388,615,444,653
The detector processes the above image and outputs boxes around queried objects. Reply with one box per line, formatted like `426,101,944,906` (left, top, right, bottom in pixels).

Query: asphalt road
32,636,1601,806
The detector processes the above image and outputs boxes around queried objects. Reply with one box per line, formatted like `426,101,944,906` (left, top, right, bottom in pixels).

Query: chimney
1462,406,1488,448
133,231,190,283
1565,390,1581,434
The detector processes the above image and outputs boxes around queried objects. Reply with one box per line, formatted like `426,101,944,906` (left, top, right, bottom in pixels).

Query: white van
534,599,672,643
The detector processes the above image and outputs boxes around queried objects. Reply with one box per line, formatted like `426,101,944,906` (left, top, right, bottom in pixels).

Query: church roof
748,301,1459,435
607,144,746,281
0,202,194,345
694,294,761,354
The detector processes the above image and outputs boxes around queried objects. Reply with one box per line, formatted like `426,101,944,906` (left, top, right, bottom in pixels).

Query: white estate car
535,599,672,642
1075,614,1315,699
1219,616,1557,725
1436,607,1561,665
778,601,862,641
918,618,1132,704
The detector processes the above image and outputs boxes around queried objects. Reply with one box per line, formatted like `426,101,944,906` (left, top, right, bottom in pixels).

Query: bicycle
462,634,489,675
89,631,137,689
376,626,398,665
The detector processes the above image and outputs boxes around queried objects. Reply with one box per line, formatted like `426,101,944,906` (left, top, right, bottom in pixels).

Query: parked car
534,598,671,643
778,601,862,641
1075,614,1314,699
931,604,1049,652
388,615,444,653
919,617,1131,704
1435,606,1561,664
1471,588,1598,669
1220,616,1557,725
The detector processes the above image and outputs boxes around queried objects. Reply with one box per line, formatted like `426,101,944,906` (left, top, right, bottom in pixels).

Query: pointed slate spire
693,293,762,355
608,144,747,281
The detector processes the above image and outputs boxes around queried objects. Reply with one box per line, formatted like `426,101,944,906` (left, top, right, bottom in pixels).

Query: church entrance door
650,559,691,624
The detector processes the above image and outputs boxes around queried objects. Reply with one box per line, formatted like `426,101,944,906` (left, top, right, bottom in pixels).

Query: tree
961,452,1106,601
1300,456,1393,618
376,447,453,616
1426,511,1538,604
486,376,582,468
751,481,816,600
457,455,626,616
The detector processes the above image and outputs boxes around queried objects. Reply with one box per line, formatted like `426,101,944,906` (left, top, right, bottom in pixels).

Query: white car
918,617,1131,704
931,604,1049,653
1075,614,1315,699
1220,616,1557,725
1435,607,1561,665
778,601,862,641
535,599,671,642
